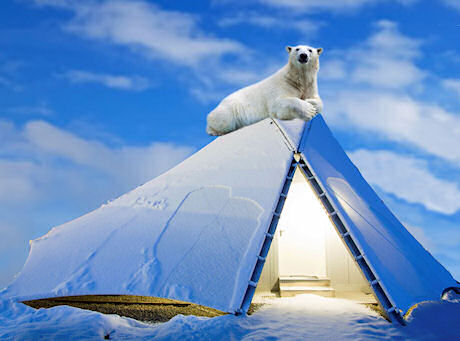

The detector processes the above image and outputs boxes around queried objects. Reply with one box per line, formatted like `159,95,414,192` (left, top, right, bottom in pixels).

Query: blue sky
0,0,459,288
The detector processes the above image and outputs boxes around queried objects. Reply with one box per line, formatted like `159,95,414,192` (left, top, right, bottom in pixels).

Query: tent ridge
271,119,300,152
297,118,313,152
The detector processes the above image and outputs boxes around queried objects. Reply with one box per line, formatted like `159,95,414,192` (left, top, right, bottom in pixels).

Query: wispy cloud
0,76,22,92
35,0,245,68
32,0,254,101
348,149,460,215
255,0,417,12
219,12,320,35
0,117,195,287
441,0,460,11
442,79,460,97
322,20,425,89
322,21,460,167
327,91,460,166
61,70,151,91
0,58,25,92
6,102,54,116
0,119,195,201
349,21,425,88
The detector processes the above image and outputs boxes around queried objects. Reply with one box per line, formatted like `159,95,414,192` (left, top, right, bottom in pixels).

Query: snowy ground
1,293,459,340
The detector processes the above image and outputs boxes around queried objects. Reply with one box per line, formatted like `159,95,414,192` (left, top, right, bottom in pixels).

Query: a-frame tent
3,115,458,324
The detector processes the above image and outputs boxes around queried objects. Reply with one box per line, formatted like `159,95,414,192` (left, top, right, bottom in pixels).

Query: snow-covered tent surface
3,118,297,314
3,115,458,324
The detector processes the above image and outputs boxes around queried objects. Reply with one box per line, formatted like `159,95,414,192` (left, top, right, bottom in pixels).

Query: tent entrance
255,166,376,304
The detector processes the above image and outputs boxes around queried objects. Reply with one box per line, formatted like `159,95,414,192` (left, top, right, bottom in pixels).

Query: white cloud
6,102,54,116
442,79,460,96
219,12,319,35
61,70,151,91
0,58,25,92
0,118,196,287
35,0,245,68
441,0,460,11
324,21,425,89
0,76,22,92
32,0,253,101
320,60,347,81
0,160,39,203
0,119,195,205
256,0,417,12
348,149,460,214
190,58,286,102
320,21,460,168
350,21,425,88
327,90,460,166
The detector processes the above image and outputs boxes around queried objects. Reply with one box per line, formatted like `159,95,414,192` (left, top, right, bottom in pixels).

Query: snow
1,293,459,340
2,115,458,324
3,118,302,314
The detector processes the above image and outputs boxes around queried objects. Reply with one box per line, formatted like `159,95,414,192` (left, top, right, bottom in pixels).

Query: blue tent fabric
3,115,458,324
297,115,458,319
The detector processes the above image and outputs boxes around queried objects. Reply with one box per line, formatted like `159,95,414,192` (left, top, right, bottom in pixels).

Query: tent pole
238,157,298,314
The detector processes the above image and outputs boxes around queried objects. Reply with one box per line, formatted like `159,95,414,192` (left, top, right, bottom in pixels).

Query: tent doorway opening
254,166,376,304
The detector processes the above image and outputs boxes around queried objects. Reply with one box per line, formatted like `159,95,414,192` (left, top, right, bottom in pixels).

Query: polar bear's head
286,45,323,68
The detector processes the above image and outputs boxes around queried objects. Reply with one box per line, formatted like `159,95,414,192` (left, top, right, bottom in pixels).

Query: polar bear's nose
299,53,308,63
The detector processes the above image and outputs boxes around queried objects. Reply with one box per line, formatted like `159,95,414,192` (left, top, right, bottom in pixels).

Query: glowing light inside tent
278,167,331,277
256,166,376,303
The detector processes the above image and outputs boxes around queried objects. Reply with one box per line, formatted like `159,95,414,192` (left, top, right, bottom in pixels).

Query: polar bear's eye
308,49,312,53
295,48,299,51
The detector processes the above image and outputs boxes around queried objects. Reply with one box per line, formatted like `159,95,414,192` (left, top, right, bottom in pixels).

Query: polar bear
206,45,323,136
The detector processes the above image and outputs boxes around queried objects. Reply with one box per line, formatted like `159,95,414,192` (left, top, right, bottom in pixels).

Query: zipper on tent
238,157,298,314
296,157,406,325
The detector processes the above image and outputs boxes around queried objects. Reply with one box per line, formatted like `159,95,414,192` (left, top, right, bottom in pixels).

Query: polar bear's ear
286,46,293,53
317,48,323,55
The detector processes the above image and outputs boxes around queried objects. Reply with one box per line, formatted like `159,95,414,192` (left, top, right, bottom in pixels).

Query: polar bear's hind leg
206,105,237,136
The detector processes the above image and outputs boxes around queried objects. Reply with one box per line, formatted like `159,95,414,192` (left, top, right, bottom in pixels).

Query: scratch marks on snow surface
125,186,264,308
133,197,168,210
52,216,138,296
105,183,169,210
124,189,197,294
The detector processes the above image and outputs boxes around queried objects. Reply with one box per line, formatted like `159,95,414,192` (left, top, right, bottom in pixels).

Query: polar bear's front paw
306,99,322,113
300,103,317,121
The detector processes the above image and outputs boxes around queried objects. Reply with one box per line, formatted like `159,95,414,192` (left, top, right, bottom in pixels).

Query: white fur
206,45,323,136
